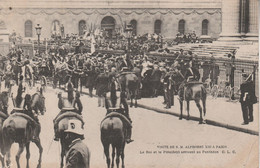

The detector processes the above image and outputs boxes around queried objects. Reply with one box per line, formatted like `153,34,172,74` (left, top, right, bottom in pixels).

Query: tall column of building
218,0,242,41
245,0,258,41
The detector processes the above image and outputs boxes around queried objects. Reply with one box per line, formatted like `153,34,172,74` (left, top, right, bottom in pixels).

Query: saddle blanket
102,112,132,128
54,111,84,126
10,112,37,124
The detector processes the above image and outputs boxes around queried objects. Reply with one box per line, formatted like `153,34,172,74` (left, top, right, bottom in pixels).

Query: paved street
4,85,258,168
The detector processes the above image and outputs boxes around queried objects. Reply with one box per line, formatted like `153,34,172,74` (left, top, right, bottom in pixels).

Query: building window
25,20,32,37
79,20,86,36
52,20,61,35
202,19,209,35
130,20,137,36
154,20,162,34
178,20,185,34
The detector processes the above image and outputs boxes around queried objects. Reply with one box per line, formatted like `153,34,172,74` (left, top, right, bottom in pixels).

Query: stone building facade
0,0,222,40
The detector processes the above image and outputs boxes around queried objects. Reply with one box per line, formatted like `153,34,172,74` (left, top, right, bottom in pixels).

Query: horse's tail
108,117,114,130
201,85,207,100
3,120,16,141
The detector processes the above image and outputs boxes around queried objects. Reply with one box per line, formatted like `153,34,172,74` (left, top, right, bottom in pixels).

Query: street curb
137,103,259,136
58,87,258,136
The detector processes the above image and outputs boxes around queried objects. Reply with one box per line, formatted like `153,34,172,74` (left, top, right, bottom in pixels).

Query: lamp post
125,24,133,54
35,24,42,57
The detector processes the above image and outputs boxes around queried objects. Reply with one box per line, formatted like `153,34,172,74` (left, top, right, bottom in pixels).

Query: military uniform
65,138,90,168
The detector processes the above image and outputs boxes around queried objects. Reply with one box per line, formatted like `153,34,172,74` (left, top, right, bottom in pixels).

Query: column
218,0,242,41
245,0,258,41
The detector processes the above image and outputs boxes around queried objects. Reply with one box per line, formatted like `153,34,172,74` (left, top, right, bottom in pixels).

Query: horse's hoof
179,117,182,120
199,121,206,124
186,117,190,120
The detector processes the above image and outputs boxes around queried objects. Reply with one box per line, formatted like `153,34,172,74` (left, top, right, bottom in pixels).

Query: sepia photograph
0,0,259,167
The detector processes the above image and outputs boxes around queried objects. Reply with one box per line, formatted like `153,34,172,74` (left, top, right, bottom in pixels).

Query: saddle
54,111,84,126
102,112,132,128
185,81,203,87
10,112,38,125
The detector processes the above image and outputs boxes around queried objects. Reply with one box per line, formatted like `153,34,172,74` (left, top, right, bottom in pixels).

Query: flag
91,34,96,54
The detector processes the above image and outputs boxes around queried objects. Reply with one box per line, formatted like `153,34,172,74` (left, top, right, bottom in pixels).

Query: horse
0,91,9,167
53,66,70,89
2,88,46,168
53,111,84,168
172,68,207,124
117,73,139,108
100,116,126,168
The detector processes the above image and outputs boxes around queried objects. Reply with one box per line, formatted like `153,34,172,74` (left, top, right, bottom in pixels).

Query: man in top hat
64,119,90,168
240,72,257,125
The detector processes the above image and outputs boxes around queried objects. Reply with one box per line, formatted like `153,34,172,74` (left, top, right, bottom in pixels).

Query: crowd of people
175,31,199,44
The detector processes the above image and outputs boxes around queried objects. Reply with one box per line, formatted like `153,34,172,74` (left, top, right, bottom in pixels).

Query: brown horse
2,89,46,168
53,112,84,168
101,116,126,168
0,91,9,167
178,82,207,124
117,73,139,108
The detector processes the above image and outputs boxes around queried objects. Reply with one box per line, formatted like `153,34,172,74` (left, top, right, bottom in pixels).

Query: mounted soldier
184,58,200,82
104,81,133,143
54,91,83,141
118,53,134,72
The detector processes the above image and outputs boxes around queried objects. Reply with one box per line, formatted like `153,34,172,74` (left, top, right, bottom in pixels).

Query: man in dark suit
240,73,257,125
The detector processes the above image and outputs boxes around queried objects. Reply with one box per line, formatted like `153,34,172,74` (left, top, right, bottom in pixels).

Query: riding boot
32,123,41,142
98,97,101,107
53,121,59,141
126,126,133,144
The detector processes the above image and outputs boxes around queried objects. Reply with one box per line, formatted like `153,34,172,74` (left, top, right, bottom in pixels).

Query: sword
47,136,56,154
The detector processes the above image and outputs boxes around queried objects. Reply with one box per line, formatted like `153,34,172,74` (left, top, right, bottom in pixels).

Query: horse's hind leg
16,143,25,168
195,100,205,124
103,143,110,168
179,99,183,120
34,139,43,168
115,145,121,168
121,143,125,168
202,98,206,117
26,142,30,168
111,145,115,168
134,89,138,108
60,139,65,168
186,101,190,120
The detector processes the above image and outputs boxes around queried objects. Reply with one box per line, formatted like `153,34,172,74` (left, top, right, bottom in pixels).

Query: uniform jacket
65,139,90,168
240,80,257,104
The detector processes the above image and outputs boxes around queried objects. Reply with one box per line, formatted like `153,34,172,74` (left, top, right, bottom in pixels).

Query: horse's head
0,91,9,113
31,88,46,115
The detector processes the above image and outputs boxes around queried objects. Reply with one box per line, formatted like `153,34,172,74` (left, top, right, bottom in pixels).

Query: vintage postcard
0,0,258,168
